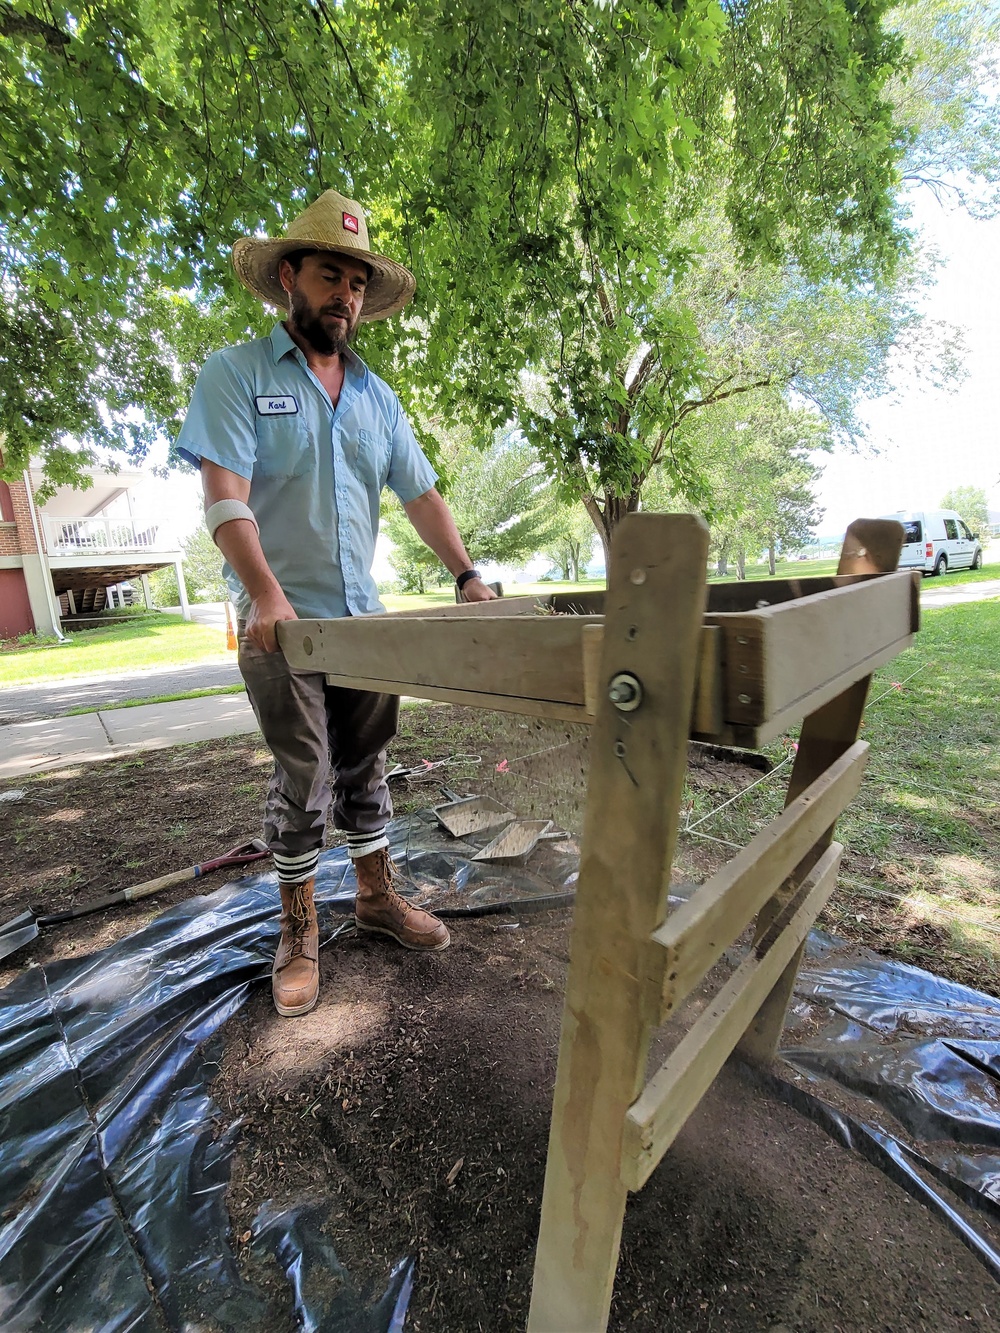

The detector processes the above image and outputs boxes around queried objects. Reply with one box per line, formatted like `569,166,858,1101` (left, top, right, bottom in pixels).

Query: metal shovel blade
472,820,554,863
433,794,515,839
0,911,41,963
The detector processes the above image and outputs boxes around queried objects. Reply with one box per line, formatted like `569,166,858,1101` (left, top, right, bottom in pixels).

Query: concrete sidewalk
1,693,260,780
918,577,1000,606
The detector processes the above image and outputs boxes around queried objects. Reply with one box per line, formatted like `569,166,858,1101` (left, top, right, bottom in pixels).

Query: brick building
0,461,189,640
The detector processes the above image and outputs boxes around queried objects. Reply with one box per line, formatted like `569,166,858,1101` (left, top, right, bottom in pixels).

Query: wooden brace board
655,739,869,1017
621,840,844,1192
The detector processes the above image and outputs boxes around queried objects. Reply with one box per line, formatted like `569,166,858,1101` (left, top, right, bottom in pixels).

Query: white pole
22,470,67,641
174,558,192,621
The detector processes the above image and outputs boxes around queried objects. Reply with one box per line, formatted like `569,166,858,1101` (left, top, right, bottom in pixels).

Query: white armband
206,499,260,543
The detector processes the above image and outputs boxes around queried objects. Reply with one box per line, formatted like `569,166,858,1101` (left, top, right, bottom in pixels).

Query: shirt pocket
253,414,315,481
343,426,392,488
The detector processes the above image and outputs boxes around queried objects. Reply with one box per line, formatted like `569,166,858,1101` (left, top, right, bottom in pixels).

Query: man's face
281,251,369,356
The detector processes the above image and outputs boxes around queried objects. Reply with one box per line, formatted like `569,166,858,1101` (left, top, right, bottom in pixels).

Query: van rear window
902,521,921,544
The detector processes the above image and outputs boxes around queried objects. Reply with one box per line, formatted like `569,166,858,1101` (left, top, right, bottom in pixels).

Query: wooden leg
738,518,904,1065
736,680,870,1063
527,514,709,1333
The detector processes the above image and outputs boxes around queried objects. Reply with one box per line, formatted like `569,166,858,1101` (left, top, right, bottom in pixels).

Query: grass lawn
707,557,840,581
706,547,1000,586
919,550,1000,586
0,615,230,688
65,682,247,715
676,597,1000,993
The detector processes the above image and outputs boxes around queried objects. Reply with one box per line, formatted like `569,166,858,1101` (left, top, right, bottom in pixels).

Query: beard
288,288,358,356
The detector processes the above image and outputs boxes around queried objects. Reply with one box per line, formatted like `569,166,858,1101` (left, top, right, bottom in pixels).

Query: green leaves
385,425,560,586
1,0,979,534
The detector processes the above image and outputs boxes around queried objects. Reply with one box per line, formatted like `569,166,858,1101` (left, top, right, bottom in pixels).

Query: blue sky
814,193,1000,534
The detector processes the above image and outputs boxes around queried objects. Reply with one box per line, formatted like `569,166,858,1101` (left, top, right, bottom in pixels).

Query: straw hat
231,189,415,321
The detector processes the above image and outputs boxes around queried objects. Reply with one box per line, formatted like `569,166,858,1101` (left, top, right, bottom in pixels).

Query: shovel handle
37,839,270,925
123,866,201,903
40,873,193,924
123,838,270,902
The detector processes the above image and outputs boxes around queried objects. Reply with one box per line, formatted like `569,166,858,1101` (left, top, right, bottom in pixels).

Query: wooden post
737,519,904,1064
527,513,709,1333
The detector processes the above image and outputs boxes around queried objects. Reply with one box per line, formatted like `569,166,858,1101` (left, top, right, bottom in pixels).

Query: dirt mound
215,914,997,1332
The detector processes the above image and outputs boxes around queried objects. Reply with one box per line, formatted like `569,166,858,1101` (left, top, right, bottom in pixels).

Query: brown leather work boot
272,878,320,1017
353,848,450,951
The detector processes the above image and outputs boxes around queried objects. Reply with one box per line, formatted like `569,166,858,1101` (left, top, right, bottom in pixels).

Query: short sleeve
175,351,258,480
385,399,438,502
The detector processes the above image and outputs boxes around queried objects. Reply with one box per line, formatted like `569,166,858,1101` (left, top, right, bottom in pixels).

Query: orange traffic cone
225,600,238,651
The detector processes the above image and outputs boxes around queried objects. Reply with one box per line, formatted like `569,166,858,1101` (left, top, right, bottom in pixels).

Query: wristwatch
455,569,481,591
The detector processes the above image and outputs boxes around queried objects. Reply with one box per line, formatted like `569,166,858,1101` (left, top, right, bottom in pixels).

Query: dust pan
433,794,515,839
472,820,554,863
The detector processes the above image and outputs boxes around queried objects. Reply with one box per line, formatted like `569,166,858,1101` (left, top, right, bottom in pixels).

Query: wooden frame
280,569,916,748
278,514,914,1333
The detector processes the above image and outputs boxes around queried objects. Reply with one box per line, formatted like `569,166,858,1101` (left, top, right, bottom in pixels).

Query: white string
680,828,743,851
496,737,585,770
867,662,927,709
683,753,793,834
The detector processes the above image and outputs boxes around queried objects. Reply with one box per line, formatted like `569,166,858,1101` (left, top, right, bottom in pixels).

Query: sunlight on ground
252,997,390,1079
890,790,940,812
936,853,997,897
44,807,87,823
23,863,81,891
881,852,998,906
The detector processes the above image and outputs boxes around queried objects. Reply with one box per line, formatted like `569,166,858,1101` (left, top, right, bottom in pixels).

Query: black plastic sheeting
775,930,1000,1277
3,811,999,1329
0,813,577,1332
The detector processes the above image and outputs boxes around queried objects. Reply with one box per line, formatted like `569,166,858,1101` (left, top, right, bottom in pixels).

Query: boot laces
378,854,412,917
286,884,312,957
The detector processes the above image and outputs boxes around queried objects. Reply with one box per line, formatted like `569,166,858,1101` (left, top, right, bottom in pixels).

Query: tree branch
627,345,659,405
0,8,70,48
596,277,615,330
675,374,777,423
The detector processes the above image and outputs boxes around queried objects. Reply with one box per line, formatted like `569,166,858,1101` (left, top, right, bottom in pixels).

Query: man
176,189,495,1018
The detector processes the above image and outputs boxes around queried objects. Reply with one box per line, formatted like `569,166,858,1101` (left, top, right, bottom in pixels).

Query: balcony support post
174,559,192,621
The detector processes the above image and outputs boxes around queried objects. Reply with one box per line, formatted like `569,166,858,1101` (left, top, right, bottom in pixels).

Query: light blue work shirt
175,322,437,619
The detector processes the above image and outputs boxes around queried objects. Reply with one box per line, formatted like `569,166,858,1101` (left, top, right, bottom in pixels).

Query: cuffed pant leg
326,687,399,835
238,632,331,857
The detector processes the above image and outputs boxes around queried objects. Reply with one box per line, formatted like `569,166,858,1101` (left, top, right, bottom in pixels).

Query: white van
881,510,984,576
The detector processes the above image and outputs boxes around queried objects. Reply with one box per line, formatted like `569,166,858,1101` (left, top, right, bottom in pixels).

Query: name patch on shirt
255,395,299,416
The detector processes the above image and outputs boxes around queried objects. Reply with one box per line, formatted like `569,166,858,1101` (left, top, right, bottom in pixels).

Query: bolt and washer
608,672,643,712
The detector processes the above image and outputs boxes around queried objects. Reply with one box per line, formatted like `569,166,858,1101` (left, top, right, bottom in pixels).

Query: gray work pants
238,631,398,858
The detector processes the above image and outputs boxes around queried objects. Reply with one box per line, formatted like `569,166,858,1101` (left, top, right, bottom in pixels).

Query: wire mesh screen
393,706,591,840
476,714,591,836
390,698,793,897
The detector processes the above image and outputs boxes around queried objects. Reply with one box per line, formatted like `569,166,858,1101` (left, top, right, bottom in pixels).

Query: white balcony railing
43,515,176,556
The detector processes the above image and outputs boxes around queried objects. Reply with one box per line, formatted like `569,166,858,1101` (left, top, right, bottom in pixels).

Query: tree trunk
582,495,612,573
736,548,746,580
716,539,729,577
583,487,642,575
768,541,776,577
569,541,581,582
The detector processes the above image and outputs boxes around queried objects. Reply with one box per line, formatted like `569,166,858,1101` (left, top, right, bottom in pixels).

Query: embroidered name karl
255,395,299,416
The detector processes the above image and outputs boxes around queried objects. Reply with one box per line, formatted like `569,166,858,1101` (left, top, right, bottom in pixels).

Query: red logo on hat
343,213,359,234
